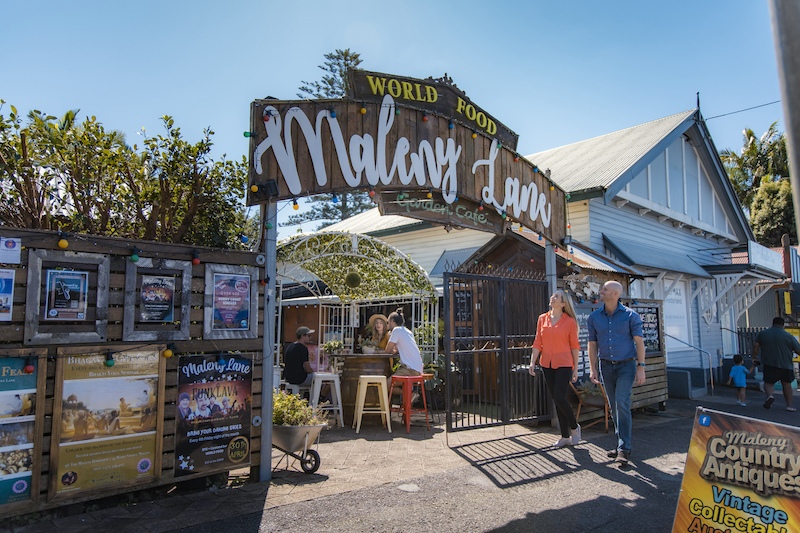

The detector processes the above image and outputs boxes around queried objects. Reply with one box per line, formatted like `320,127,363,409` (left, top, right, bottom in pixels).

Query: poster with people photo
50,347,164,499
175,354,253,476
0,357,38,505
0,269,13,322
139,275,175,322
211,273,251,330
44,270,89,321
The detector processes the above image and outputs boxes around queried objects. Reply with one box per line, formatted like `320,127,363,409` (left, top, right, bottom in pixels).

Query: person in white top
385,308,423,374
384,308,424,404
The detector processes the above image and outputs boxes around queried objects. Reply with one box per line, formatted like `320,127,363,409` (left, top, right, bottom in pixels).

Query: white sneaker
554,437,572,448
570,424,581,445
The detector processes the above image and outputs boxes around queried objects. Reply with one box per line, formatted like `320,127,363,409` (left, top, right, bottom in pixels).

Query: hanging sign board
248,70,566,243
347,69,519,150
378,190,506,234
673,408,800,532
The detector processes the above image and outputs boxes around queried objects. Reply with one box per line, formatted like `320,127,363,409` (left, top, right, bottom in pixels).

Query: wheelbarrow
271,424,326,474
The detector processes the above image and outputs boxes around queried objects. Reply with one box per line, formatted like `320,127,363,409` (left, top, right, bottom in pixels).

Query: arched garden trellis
275,231,439,359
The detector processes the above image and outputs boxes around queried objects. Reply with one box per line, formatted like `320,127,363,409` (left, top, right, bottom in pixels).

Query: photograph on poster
60,376,158,442
139,275,175,323
211,273,251,330
44,270,89,321
0,269,15,322
0,357,37,505
175,354,252,476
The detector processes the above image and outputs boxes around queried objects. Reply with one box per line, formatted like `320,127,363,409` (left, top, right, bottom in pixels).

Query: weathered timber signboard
378,191,506,234
248,70,566,244
348,69,519,150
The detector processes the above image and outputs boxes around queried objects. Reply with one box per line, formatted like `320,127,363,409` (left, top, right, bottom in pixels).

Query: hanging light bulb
360,105,367,115
163,344,175,358
369,188,376,197
192,251,201,266
23,356,35,374
332,193,339,203
57,231,69,249
130,247,141,263
292,199,299,210
104,352,115,367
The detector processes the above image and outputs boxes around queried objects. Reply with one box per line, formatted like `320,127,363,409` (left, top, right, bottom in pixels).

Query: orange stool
389,374,431,433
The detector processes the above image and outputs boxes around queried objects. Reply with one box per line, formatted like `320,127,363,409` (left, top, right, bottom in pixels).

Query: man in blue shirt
587,281,646,465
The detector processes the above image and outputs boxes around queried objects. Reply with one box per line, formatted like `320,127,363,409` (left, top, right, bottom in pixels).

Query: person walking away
587,281,646,465
529,290,581,447
753,316,800,411
726,354,755,406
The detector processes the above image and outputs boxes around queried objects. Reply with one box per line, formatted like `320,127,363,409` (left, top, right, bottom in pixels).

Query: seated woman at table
368,313,390,351
384,308,424,403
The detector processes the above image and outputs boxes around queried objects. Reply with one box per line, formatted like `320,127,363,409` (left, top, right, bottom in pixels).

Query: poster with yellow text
673,408,800,532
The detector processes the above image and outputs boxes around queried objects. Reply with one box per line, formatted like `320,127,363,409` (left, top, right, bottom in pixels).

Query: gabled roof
320,207,422,235
526,110,696,197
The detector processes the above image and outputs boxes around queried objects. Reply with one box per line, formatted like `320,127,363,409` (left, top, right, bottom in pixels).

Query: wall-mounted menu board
626,302,664,356
573,299,663,375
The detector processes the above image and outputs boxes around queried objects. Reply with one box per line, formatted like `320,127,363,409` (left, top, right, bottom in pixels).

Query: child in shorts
726,354,755,406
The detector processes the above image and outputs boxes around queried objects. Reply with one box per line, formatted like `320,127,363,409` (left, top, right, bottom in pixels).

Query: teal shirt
754,326,800,370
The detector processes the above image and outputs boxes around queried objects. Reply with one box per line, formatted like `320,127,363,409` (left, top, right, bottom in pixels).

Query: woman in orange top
529,290,581,447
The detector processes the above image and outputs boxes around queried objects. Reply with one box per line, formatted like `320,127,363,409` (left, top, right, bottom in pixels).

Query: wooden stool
310,372,344,427
389,374,430,433
352,375,391,434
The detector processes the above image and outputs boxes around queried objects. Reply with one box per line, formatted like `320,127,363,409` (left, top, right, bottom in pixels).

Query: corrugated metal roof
318,207,421,234
526,110,697,194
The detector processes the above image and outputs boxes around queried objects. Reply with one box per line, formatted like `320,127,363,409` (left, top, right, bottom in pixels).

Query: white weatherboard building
528,110,784,372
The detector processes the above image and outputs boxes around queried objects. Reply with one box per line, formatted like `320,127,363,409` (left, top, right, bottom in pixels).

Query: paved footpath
6,387,799,533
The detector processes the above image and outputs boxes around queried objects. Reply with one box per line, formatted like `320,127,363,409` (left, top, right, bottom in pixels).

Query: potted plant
272,390,329,473
322,339,344,354
359,337,378,354
423,353,462,408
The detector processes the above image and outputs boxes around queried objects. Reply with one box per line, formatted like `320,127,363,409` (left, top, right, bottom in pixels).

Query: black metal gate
444,272,551,431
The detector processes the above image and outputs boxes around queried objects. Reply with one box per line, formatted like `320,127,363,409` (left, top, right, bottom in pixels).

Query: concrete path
6,386,799,533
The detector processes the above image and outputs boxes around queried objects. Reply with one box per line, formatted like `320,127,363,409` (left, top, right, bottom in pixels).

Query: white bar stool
352,375,391,434
310,372,344,427
283,382,310,398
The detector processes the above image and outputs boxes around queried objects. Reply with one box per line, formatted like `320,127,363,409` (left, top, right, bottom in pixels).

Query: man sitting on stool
284,326,330,402
383,308,424,406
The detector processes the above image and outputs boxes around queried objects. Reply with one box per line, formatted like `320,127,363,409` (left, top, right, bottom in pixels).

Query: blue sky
1,1,783,238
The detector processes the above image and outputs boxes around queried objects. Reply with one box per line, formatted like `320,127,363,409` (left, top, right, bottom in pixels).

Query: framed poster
24,249,110,345
0,269,13,322
139,275,175,323
44,270,89,321
175,354,253,476
49,346,165,501
203,264,259,340
122,257,192,342
0,350,45,508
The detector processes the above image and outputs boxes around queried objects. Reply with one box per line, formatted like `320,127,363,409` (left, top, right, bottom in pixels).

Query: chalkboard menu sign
626,303,663,355
573,299,663,375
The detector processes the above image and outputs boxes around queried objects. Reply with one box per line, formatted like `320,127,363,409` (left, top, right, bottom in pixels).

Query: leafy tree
297,48,361,99
0,100,256,248
720,122,789,212
749,178,796,247
286,49,374,230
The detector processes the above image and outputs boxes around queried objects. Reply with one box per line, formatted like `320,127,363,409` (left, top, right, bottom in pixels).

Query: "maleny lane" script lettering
253,95,551,228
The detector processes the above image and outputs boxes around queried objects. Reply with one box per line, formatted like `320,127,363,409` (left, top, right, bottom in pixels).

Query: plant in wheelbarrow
272,390,329,474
